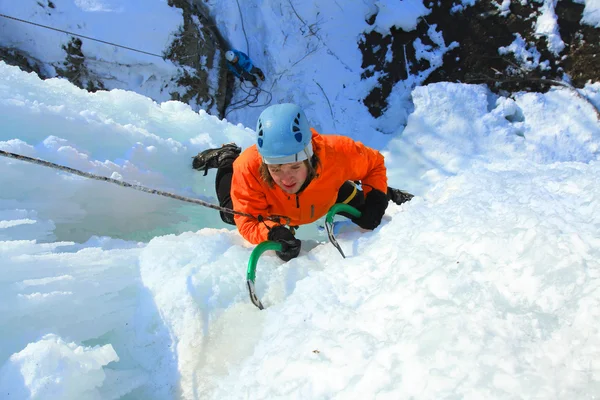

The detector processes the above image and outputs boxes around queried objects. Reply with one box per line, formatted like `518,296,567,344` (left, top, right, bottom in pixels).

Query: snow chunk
0,334,118,399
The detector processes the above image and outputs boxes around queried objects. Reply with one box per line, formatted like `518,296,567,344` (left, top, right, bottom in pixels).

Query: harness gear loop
341,182,358,205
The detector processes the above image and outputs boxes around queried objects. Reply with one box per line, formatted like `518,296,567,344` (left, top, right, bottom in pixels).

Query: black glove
352,189,388,230
268,226,301,261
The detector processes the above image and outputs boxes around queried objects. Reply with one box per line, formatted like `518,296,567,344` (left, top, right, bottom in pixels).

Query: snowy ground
1,61,600,399
1,0,600,398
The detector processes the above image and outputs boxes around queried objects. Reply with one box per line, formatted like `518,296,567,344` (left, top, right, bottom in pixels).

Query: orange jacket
231,129,388,244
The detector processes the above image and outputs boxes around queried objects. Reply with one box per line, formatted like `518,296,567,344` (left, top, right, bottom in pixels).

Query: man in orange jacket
192,103,413,261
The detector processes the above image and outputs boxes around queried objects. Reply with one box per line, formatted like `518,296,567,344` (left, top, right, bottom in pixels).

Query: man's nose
280,172,294,183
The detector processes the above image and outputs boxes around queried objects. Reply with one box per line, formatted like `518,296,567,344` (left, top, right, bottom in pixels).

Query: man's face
267,161,308,194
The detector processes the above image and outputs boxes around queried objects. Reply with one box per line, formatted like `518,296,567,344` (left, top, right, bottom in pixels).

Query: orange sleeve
230,164,274,244
334,135,388,194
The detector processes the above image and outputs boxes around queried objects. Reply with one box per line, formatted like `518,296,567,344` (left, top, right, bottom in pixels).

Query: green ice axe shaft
246,203,360,309
325,203,361,258
246,240,282,310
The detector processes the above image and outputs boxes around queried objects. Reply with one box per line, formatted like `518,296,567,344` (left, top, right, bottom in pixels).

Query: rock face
0,47,44,76
164,0,229,116
359,1,600,118
56,37,106,92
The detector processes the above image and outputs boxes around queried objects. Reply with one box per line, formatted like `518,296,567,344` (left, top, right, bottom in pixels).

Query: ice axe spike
246,240,283,310
325,203,361,258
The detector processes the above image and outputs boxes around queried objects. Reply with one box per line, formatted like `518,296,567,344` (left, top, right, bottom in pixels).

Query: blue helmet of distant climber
256,103,313,165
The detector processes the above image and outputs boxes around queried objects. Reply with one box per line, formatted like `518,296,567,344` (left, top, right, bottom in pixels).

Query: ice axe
324,203,361,258
246,204,361,310
246,241,282,310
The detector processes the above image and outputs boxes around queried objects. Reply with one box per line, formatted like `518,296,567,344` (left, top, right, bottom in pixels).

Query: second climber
225,49,265,87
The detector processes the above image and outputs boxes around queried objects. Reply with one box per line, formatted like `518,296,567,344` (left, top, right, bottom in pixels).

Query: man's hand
267,226,301,261
352,189,388,230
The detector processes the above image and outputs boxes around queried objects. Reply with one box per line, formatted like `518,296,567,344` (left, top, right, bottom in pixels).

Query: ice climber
225,49,265,87
192,103,413,261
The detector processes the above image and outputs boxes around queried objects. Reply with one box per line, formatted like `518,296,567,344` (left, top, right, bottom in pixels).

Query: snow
370,0,431,33
499,33,548,72
0,334,120,400
534,0,565,55
1,0,600,399
579,0,600,28
0,0,183,102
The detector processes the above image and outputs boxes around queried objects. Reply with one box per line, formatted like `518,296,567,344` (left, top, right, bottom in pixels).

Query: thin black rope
225,84,260,116
224,82,273,117
248,85,273,108
0,149,290,225
0,13,165,58
234,0,250,55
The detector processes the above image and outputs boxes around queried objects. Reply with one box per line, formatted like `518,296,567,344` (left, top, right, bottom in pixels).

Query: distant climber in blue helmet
192,103,414,262
225,49,265,87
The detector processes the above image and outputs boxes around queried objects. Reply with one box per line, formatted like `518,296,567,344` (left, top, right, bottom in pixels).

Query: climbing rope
0,149,290,225
0,13,165,58
224,82,273,117
227,0,275,116
234,0,250,55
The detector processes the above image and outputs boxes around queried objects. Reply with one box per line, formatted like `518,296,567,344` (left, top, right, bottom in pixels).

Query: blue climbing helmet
256,103,313,165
